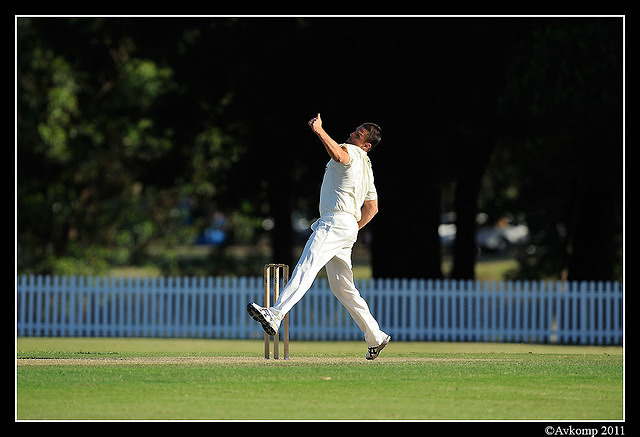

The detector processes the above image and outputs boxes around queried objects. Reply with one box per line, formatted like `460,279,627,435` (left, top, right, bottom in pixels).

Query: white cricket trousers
270,211,388,347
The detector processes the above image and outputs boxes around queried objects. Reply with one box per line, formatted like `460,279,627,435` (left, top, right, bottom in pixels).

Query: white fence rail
16,275,623,345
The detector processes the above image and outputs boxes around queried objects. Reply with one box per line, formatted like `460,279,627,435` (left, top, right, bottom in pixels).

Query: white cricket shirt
319,143,377,222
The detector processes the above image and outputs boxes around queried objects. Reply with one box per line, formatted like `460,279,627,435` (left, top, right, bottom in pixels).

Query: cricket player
247,113,391,360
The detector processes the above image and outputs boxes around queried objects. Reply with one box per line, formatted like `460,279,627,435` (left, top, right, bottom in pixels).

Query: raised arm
308,113,350,164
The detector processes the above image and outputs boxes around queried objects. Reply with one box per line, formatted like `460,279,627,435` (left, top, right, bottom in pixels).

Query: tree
16,17,622,283
496,18,623,281
16,18,247,275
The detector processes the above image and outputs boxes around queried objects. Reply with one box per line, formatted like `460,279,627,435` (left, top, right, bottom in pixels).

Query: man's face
346,126,370,148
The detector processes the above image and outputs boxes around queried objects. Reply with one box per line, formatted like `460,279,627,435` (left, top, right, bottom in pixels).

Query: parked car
439,213,530,254
475,217,529,253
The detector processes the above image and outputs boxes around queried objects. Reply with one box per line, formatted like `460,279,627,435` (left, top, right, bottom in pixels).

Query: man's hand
308,113,350,164
308,113,322,133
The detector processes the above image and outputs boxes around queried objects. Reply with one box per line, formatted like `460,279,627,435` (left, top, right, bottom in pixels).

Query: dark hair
361,123,382,149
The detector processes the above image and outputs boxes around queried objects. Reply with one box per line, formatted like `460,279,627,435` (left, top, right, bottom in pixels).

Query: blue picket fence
16,275,623,345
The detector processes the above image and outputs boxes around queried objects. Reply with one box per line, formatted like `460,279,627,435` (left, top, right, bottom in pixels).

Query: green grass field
16,337,623,421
